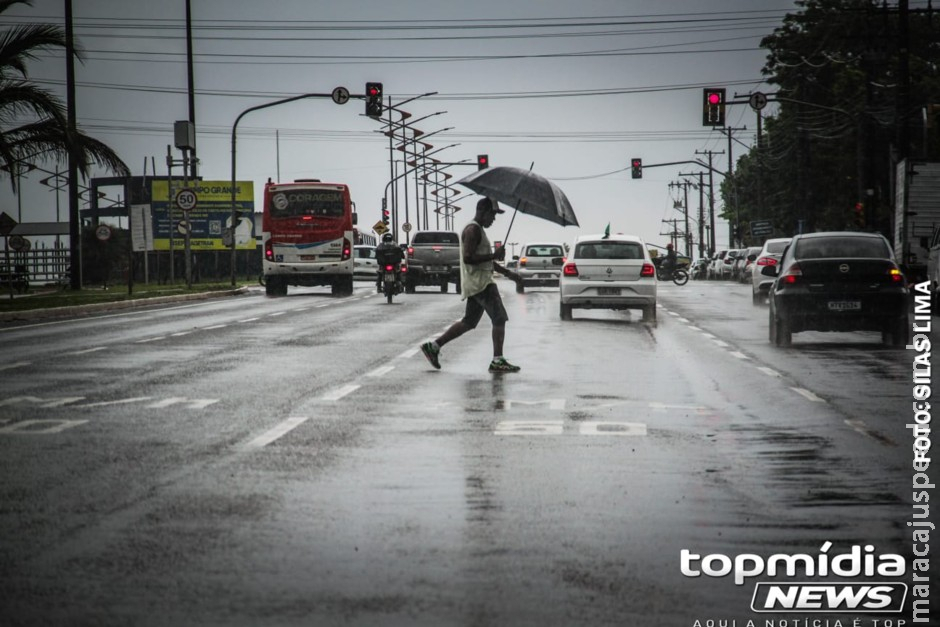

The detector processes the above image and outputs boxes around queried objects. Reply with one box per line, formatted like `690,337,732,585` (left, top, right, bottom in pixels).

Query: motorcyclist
662,243,678,276
375,232,405,292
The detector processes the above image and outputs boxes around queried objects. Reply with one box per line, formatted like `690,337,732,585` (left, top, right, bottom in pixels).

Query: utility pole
669,180,694,257
719,126,745,246
696,149,723,253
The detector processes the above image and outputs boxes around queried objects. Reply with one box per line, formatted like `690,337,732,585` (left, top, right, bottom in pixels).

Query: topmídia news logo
680,543,908,613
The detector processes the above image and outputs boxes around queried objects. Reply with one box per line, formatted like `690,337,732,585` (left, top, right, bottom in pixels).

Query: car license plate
828,300,861,311
300,255,316,260
429,265,445,273
598,287,621,296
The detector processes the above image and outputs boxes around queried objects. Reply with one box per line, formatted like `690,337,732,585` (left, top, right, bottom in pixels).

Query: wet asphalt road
0,279,928,626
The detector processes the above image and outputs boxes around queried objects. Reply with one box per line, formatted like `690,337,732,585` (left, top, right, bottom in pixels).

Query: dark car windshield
412,232,459,245
794,236,890,259
525,246,564,257
765,240,789,254
576,241,644,260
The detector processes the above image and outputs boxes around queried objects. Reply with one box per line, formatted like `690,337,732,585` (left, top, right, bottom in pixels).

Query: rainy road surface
0,279,929,626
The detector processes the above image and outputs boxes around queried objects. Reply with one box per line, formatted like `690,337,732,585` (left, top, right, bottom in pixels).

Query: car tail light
264,240,274,261
519,256,528,267
888,266,904,284
407,246,414,258
384,264,394,272
780,262,802,285
341,238,352,261
563,262,579,277
640,263,656,277
400,265,408,273
756,257,778,266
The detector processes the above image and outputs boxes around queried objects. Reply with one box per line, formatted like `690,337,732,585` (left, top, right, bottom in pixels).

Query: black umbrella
456,166,579,240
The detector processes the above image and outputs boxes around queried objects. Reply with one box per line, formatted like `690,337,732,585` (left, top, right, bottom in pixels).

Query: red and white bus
262,179,357,296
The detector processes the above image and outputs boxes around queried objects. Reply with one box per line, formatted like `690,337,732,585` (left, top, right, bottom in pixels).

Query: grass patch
0,281,251,313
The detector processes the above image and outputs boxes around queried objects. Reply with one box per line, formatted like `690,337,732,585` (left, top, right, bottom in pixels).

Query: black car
762,231,909,347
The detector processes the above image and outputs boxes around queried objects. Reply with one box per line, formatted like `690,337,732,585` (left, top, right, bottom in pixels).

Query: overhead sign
331,86,350,105
175,188,198,211
750,219,774,237
0,212,17,237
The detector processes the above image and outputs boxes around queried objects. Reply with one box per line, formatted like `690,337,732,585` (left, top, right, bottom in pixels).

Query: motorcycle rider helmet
666,243,673,250
382,233,394,243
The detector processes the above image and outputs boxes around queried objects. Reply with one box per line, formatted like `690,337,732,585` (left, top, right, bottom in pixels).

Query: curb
0,287,251,323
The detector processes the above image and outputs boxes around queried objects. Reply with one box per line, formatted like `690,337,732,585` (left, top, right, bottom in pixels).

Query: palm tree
0,0,128,192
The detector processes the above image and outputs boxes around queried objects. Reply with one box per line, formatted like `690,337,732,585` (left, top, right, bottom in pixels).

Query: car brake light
519,256,528,266
384,264,394,272
640,263,655,277
341,238,351,261
756,257,778,266
781,262,802,285
265,240,274,260
563,262,578,277
407,247,414,258
888,266,904,284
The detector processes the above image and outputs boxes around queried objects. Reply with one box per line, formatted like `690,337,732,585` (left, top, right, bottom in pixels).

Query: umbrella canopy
456,166,579,228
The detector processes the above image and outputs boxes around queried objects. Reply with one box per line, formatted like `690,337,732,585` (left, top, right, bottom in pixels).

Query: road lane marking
238,317,259,323
171,331,191,337
700,332,716,339
321,384,360,401
711,339,730,348
0,396,85,408
677,317,690,324
495,420,563,435
0,419,88,434
398,347,418,360
758,367,780,377
268,311,286,317
136,336,165,343
729,351,749,360
580,422,647,436
0,361,30,372
844,419,896,445
66,347,107,355
146,398,219,409
204,324,227,330
241,416,309,450
73,397,153,408
791,387,825,402
687,325,701,331
366,365,395,378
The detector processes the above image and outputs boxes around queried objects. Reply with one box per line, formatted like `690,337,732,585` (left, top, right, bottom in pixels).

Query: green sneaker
488,357,521,373
420,341,441,370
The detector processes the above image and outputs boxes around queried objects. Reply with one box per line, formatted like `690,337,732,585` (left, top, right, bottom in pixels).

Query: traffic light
477,154,489,170
703,88,726,126
365,82,383,118
853,202,865,228
382,208,390,227
631,158,642,179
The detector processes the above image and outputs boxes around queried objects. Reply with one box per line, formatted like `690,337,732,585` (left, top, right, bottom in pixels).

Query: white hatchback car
559,234,657,322
515,242,566,292
353,245,378,280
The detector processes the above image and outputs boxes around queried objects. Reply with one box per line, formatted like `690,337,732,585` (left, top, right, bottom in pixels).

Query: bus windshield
270,188,345,219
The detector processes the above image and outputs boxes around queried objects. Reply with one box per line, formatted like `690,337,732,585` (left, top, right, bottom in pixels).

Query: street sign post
749,219,774,237
175,188,197,212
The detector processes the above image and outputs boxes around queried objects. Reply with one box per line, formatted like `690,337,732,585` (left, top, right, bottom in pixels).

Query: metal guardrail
3,247,69,284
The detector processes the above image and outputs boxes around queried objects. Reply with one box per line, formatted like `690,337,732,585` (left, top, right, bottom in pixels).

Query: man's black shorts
462,283,508,328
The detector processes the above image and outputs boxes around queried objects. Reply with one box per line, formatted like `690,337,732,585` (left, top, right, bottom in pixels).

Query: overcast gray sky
2,0,808,254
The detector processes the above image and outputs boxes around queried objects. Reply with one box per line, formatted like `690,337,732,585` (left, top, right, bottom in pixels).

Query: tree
725,0,940,238
0,0,128,192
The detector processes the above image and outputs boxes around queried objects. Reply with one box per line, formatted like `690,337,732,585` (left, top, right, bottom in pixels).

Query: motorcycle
381,262,405,304
656,263,689,286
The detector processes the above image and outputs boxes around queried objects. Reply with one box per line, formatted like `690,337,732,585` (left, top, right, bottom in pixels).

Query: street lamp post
229,92,334,286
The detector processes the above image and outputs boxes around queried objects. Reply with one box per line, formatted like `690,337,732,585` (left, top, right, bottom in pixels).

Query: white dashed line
791,387,825,403
238,317,259,323
321,384,360,401
0,361,30,372
171,331,191,337
758,367,781,377
366,365,395,378
712,339,729,348
241,416,309,450
398,347,419,360
136,336,165,343
66,347,107,355
729,351,749,360
687,325,701,331
205,324,227,330
268,311,286,317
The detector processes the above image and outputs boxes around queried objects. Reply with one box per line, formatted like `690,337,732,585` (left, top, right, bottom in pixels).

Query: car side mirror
761,265,778,277
352,213,358,226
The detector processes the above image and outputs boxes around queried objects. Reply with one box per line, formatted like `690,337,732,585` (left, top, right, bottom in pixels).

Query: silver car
515,242,566,293
750,237,792,305
353,245,378,280
559,234,657,322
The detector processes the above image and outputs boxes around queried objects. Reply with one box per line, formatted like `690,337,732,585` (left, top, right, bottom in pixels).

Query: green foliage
725,0,939,240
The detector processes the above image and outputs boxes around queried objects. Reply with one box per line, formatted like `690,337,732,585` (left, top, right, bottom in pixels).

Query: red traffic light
707,92,722,105
477,154,489,170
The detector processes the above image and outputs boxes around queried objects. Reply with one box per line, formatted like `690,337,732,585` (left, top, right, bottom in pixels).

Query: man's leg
492,323,505,358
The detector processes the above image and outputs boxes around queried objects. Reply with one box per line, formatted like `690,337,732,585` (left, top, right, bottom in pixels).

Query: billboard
150,180,255,251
